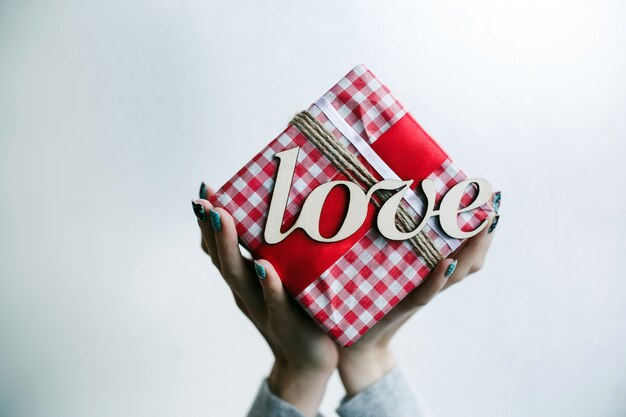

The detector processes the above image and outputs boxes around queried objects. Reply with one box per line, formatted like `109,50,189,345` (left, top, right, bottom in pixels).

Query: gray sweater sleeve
246,378,323,417
335,367,430,417
246,366,428,417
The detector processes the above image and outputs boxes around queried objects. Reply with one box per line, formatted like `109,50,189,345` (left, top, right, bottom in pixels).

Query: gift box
210,65,494,346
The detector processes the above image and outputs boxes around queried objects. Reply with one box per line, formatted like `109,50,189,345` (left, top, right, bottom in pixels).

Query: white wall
1,1,625,416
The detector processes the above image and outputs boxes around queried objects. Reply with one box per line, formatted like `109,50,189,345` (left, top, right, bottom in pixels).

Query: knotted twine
290,111,443,269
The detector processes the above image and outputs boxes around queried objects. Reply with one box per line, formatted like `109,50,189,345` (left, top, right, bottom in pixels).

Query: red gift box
211,65,493,346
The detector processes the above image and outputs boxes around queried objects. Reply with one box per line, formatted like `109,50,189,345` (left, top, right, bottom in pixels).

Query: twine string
290,111,443,269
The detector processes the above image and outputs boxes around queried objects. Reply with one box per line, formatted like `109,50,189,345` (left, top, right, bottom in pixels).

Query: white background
1,1,625,416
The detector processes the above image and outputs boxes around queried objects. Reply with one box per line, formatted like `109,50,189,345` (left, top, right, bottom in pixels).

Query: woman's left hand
193,184,338,417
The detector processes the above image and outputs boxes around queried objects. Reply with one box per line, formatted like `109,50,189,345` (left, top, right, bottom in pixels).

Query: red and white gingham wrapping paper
211,65,492,346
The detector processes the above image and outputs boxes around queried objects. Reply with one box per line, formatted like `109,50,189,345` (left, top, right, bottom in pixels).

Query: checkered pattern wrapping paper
211,65,493,346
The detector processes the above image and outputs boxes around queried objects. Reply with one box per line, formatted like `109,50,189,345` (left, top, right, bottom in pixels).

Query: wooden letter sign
264,147,492,244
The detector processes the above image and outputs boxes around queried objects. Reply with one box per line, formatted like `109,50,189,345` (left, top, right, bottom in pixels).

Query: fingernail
493,191,501,213
209,208,222,231
254,261,266,280
444,259,458,278
191,200,206,221
199,182,208,199
488,214,500,234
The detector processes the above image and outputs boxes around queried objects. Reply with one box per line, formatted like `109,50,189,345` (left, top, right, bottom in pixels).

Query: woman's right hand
337,193,501,397
193,184,338,417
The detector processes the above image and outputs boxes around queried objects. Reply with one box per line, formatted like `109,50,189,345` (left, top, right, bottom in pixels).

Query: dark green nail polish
209,208,222,231
254,261,266,280
444,259,457,278
488,214,500,234
493,191,501,213
192,200,206,221
199,182,208,199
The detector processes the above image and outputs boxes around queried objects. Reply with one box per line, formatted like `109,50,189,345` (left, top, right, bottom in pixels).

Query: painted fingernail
209,208,222,231
199,182,208,199
444,259,458,278
254,261,266,280
493,191,501,213
488,214,500,234
191,200,206,221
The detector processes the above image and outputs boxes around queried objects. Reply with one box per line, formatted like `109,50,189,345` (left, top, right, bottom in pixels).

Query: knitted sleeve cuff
336,366,429,417
246,378,324,417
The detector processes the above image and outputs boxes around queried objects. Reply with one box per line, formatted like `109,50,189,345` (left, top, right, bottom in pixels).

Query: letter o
296,181,368,242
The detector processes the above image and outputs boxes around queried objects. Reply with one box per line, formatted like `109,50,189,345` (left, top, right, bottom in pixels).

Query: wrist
267,362,333,417
338,345,396,397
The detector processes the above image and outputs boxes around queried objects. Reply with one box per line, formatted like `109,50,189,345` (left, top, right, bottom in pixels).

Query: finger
210,207,248,279
232,262,286,358
232,290,252,319
199,184,222,264
211,207,265,311
201,238,209,255
254,259,290,314
195,182,221,264
254,259,323,346
492,190,502,215
193,198,221,271
199,181,212,200
393,257,456,315
255,259,314,333
443,213,497,289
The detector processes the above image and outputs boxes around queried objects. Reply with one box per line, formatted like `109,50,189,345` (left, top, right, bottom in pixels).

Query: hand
193,184,338,417
337,198,500,397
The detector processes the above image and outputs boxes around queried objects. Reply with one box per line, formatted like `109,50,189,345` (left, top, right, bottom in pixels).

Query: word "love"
264,147,492,244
